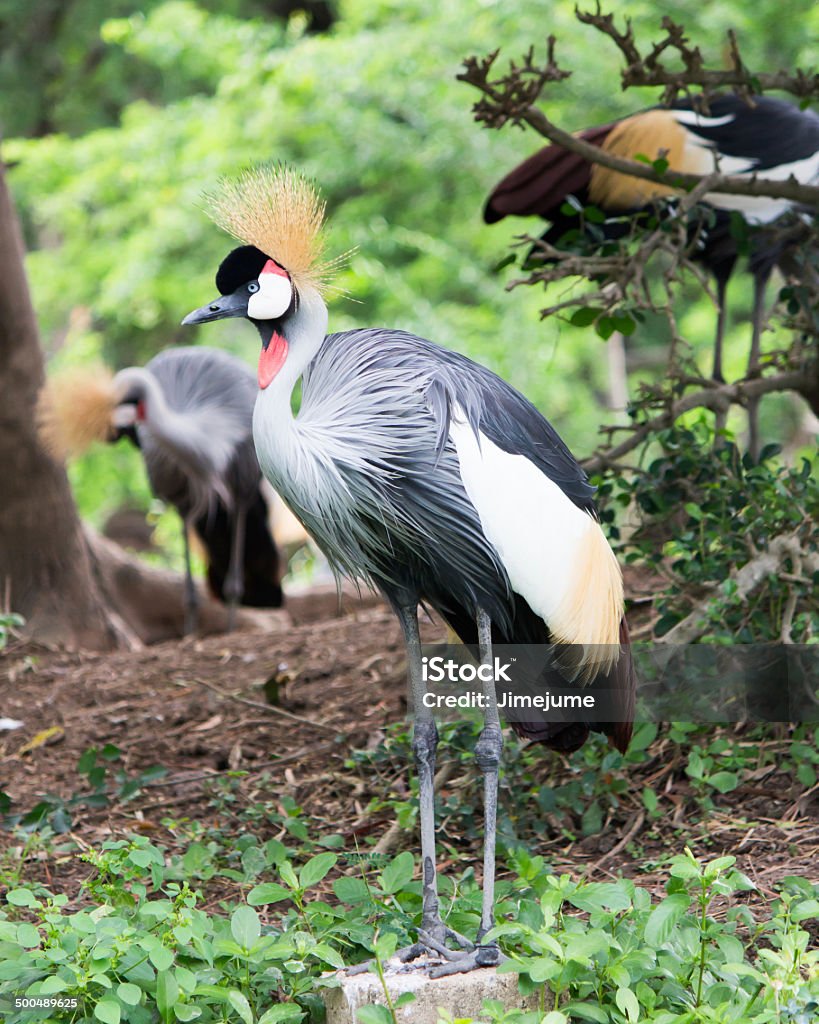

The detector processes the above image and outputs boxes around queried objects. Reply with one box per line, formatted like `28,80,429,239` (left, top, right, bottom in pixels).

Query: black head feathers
215,245,271,296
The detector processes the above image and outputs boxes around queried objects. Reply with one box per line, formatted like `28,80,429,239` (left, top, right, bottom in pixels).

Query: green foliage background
2,0,817,530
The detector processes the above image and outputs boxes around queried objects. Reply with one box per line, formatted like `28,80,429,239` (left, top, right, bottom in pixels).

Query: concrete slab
324,958,536,1023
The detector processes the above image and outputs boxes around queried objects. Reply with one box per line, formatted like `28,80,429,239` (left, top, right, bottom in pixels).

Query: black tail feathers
194,490,284,609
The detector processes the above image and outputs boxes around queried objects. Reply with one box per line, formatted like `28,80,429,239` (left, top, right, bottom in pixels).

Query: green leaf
563,930,609,963
248,883,293,905
595,316,616,340
792,898,819,921
355,1007,394,1024
570,307,599,327
231,905,262,949
568,882,632,914
616,987,640,1022
644,894,691,946
117,982,142,1006
393,993,416,1008
7,888,38,907
379,851,415,894
563,1002,608,1023
39,976,68,994
299,852,337,889
526,956,559,983
149,946,174,972
174,1006,202,1022
333,876,370,905
258,1006,305,1024
312,942,346,969
228,990,254,1024
704,855,736,875
706,772,738,794
16,923,42,948
157,970,180,1021
94,999,121,1024
279,861,299,889
642,788,658,813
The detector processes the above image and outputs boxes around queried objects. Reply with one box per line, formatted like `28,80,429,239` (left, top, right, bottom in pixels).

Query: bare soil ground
1,589,817,918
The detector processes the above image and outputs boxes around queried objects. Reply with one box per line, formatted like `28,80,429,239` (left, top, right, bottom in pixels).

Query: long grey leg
397,603,441,935
431,607,503,977
475,607,502,943
223,504,247,633
182,515,199,636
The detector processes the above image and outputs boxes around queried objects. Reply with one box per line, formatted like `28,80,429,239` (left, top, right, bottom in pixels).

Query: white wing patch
672,111,735,129
672,109,819,223
449,407,623,677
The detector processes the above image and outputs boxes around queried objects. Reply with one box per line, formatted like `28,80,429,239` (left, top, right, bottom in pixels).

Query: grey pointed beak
182,291,248,326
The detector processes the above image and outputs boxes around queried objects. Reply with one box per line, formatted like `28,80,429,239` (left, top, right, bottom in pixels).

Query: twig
575,7,819,100
582,370,811,473
657,533,818,644
172,676,326,729
135,741,340,791
583,809,645,876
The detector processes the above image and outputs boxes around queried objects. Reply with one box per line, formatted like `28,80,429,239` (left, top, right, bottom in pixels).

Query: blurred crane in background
41,346,284,633
484,94,819,456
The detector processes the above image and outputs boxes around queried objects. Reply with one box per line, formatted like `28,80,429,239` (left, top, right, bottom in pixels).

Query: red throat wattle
258,332,289,389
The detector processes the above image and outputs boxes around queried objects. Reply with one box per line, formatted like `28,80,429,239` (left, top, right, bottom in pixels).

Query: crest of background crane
37,367,118,460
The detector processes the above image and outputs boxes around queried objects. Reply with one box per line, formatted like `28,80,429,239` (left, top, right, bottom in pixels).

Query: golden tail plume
37,366,117,460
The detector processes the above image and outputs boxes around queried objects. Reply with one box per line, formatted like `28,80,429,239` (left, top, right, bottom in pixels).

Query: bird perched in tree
182,166,635,975
40,347,284,633
485,94,819,456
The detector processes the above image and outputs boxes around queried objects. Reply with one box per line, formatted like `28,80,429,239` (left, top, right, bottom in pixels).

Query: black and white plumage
110,346,283,631
183,167,634,974
485,95,819,454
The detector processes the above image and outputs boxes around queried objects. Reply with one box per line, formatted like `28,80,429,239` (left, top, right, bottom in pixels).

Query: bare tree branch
575,6,819,101
459,54,819,206
582,370,812,473
657,533,819,644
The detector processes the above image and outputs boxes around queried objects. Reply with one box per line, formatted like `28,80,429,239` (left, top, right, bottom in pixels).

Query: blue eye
247,282,260,293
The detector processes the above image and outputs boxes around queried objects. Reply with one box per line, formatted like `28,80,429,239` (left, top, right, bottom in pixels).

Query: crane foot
343,924,482,977
427,943,504,977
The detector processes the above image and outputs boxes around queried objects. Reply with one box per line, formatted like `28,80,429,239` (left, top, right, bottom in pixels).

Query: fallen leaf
191,714,223,733
17,726,65,756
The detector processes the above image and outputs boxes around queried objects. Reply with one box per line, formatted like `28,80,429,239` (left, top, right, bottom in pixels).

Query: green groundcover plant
0,838,816,1024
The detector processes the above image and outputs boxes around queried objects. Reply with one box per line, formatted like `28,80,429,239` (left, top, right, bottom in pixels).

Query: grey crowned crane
43,347,284,633
182,167,635,974
485,94,819,457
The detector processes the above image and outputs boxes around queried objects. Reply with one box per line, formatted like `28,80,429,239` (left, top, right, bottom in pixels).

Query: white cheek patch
112,404,137,428
248,273,293,320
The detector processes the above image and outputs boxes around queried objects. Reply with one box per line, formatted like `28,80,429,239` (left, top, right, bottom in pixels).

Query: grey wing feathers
147,346,257,420
145,346,260,509
314,329,596,512
288,328,595,627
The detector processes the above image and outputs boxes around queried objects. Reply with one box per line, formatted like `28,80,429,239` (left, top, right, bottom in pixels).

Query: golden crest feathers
203,165,333,293
37,366,117,460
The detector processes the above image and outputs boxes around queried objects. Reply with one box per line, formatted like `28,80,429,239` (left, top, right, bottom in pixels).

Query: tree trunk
0,159,122,648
